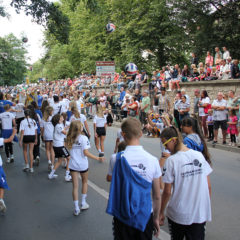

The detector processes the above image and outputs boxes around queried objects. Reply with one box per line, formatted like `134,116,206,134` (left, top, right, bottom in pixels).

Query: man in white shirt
212,92,227,144
222,46,230,60
219,59,231,80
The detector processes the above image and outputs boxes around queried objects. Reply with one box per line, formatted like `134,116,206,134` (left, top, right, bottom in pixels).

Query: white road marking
40,146,170,240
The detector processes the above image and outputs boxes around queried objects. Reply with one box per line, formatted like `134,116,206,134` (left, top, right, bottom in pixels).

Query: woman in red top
128,97,139,118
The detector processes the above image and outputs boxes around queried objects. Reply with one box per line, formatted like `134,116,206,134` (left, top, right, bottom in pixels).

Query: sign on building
96,61,115,81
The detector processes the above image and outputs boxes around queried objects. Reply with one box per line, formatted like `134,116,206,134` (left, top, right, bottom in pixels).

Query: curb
90,120,240,153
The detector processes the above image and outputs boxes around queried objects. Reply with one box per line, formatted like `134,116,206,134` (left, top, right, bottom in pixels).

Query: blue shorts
0,166,9,189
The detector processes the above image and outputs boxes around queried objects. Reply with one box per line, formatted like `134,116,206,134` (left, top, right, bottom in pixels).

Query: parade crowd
0,46,239,239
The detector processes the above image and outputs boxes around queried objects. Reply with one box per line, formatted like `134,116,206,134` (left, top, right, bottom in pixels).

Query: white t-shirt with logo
20,118,38,136
40,117,54,141
162,149,212,225
115,145,162,183
93,115,106,127
212,99,227,121
52,102,62,115
199,97,210,117
0,112,15,129
15,103,25,119
53,123,66,147
69,114,86,124
68,135,90,171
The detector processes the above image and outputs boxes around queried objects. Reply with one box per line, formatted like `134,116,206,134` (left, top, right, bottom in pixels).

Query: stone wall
93,79,240,113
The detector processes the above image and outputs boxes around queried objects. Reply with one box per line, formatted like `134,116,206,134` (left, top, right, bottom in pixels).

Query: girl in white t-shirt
159,126,212,239
66,120,104,216
40,106,55,170
0,104,17,163
19,109,38,173
93,105,107,157
48,114,71,181
69,106,91,139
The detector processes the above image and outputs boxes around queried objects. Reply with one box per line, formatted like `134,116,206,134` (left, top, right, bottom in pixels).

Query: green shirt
142,96,150,113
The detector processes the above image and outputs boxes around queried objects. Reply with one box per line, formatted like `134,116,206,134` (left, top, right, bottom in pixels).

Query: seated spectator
199,67,206,81
206,67,218,81
189,68,200,81
205,63,212,77
164,66,172,86
231,60,240,79
181,65,190,82
169,64,181,91
128,97,139,118
198,62,204,72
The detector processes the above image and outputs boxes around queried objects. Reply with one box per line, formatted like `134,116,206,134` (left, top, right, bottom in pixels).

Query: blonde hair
66,120,83,149
121,117,142,141
43,106,53,121
69,101,77,110
71,106,80,119
97,105,104,118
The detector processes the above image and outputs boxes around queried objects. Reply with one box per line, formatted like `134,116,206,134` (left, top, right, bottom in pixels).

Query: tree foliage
28,0,239,81
0,34,28,86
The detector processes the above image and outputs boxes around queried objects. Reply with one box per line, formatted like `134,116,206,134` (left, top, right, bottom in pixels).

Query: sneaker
81,202,89,210
23,164,29,172
212,141,218,145
6,158,11,164
232,143,236,147
145,132,150,136
29,168,34,173
65,175,72,182
0,199,6,213
222,141,226,145
48,174,58,180
10,155,14,163
35,156,40,166
73,209,80,216
99,153,104,157
229,142,232,146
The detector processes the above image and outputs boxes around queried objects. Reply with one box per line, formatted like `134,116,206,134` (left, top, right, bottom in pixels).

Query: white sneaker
35,156,40,166
6,158,11,163
48,174,58,180
0,199,6,213
65,175,72,182
81,202,89,210
29,168,34,173
10,155,14,163
23,164,29,172
73,209,80,216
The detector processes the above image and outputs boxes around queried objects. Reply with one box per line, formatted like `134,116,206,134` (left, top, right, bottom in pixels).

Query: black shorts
53,146,70,158
70,168,88,174
44,140,53,142
23,135,35,143
113,214,153,240
168,218,206,240
213,120,227,130
96,127,106,137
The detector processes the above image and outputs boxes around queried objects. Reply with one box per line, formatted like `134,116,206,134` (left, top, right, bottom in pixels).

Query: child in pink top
227,109,238,146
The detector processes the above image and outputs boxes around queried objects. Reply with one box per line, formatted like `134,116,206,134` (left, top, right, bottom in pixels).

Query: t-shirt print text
130,163,147,177
181,159,202,178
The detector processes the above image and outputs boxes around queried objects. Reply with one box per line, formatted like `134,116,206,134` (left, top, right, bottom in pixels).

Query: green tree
0,34,28,86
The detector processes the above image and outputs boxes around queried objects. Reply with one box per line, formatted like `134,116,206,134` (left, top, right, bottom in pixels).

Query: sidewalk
107,119,240,154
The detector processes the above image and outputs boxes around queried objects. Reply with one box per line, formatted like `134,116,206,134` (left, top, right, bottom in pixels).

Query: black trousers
16,117,24,134
208,125,214,140
5,142,13,158
230,134,236,143
174,109,181,129
113,214,153,240
33,134,40,159
168,218,206,240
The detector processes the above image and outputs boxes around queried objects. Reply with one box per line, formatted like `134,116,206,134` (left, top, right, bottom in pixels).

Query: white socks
65,170,70,176
98,149,101,153
74,200,79,210
49,169,55,176
81,194,87,205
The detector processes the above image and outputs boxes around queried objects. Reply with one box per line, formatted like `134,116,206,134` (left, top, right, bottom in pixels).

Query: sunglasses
162,137,177,146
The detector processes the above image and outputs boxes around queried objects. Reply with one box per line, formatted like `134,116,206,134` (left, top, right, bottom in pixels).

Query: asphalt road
0,123,240,240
